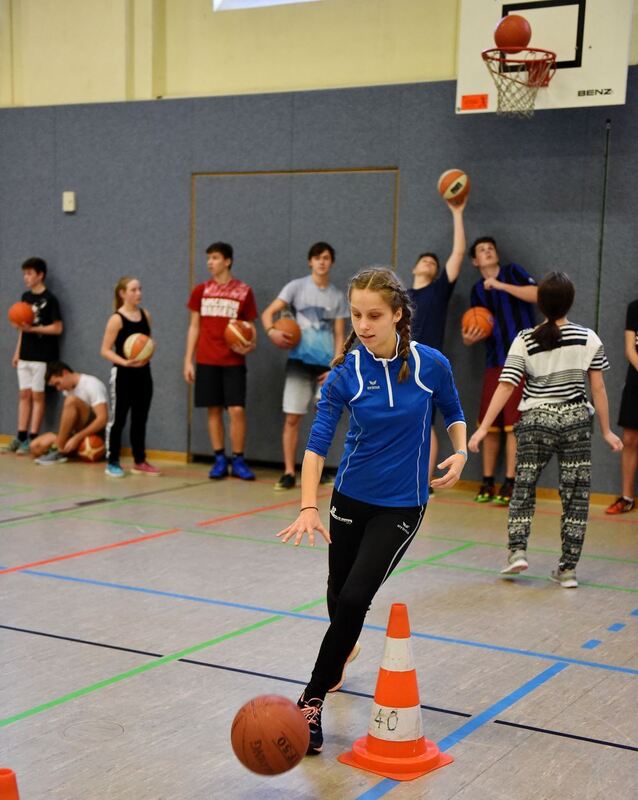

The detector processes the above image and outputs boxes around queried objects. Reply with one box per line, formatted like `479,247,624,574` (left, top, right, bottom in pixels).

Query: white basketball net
482,48,556,118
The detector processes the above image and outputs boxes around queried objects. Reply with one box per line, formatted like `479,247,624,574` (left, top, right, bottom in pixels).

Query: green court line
429,560,638,593
7,494,99,511
116,497,297,521
0,482,36,491
186,526,327,551
424,534,638,565
0,595,325,729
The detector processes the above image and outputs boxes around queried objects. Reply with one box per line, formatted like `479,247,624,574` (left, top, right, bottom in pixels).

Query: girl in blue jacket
277,267,467,755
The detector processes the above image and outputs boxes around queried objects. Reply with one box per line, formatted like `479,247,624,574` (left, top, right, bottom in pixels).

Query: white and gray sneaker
550,568,578,588
500,549,529,575
35,448,68,466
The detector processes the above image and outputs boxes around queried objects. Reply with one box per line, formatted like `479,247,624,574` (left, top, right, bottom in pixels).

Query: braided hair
332,267,414,382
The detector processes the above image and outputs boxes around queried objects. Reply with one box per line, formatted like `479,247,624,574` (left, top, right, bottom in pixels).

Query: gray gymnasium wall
1,70,636,492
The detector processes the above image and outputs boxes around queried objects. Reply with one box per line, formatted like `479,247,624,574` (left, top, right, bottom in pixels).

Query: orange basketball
123,333,154,363
437,169,470,206
77,435,106,462
494,15,532,53
273,317,302,348
231,695,309,775
461,306,494,338
224,320,254,349
8,301,34,327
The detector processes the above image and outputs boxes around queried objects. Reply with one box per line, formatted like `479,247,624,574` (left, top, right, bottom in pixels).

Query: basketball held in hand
8,301,35,327
437,169,470,206
231,695,309,775
77,435,106,462
461,307,494,339
123,333,154,364
273,317,302,348
224,320,254,349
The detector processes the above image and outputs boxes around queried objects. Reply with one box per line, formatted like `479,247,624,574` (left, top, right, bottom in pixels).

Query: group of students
5,209,635,758
6,259,159,477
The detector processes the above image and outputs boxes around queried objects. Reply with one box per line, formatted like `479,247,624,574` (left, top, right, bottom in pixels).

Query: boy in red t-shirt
184,242,258,480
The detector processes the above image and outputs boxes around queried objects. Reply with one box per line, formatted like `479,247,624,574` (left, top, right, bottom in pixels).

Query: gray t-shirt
278,276,349,367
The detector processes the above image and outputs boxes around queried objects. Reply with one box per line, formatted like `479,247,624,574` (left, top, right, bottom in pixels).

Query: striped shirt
499,323,609,411
471,263,536,367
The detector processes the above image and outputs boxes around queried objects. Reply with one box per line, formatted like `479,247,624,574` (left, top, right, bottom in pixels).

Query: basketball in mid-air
224,320,254,349
273,317,302,348
461,307,494,338
77,435,106,462
494,15,532,52
230,695,309,775
123,333,154,363
437,169,470,206
8,301,34,327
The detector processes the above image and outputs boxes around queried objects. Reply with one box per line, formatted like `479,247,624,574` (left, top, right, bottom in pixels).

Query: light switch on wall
62,191,76,213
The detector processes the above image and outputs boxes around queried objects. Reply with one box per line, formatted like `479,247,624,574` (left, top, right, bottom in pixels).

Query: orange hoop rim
481,46,557,68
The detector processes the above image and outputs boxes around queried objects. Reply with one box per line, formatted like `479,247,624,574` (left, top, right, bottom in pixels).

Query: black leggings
106,367,153,465
305,490,426,699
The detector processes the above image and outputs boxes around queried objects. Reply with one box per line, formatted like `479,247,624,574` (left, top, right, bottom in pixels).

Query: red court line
0,528,181,576
196,492,332,527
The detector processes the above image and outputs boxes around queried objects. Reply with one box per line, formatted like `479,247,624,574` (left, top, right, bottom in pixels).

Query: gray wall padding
1,70,636,492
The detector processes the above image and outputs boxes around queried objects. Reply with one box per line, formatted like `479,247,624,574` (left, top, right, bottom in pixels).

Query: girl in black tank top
100,276,159,477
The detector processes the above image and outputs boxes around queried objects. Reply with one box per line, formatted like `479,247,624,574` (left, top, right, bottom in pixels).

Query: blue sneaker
209,454,228,480
297,694,323,755
105,463,125,478
231,455,255,481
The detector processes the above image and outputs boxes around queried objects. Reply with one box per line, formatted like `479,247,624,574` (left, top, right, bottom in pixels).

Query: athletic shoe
35,448,68,466
3,437,29,454
230,455,255,481
494,481,514,506
297,694,323,755
209,454,228,480
132,461,161,476
328,641,361,692
274,473,296,491
105,463,125,478
474,483,495,503
550,568,578,588
500,549,528,575
605,496,634,515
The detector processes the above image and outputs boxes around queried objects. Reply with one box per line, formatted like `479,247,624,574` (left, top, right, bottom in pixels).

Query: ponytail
531,271,575,351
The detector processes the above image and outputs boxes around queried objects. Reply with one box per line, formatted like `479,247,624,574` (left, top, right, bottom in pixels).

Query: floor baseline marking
0,528,181,575
5,624,636,753
9,567,638,676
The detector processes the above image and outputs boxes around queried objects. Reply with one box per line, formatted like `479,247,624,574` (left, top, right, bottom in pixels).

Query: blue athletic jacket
306,339,465,507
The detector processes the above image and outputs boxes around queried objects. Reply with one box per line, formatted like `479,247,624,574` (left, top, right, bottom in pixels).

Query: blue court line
607,623,626,632
581,640,602,650
7,566,638,677
353,663,569,800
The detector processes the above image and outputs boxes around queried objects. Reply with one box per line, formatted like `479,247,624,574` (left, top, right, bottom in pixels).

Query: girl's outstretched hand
276,508,331,547
430,452,466,490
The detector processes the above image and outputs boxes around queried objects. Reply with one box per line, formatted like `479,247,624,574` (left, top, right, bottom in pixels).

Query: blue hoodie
306,339,465,507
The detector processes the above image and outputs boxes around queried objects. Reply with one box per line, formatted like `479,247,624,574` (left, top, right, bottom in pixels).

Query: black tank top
114,310,151,365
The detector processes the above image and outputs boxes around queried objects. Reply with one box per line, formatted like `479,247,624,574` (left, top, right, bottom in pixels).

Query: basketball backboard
456,0,633,114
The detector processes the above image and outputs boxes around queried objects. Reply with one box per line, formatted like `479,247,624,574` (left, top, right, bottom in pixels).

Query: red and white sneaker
605,496,634,515
131,461,161,476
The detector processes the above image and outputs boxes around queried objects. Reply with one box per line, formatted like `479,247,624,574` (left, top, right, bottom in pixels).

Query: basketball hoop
482,47,556,118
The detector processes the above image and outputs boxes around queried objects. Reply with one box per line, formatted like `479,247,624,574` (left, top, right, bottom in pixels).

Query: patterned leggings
508,402,592,570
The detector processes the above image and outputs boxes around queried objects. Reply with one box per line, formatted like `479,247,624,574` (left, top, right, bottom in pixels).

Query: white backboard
456,0,633,114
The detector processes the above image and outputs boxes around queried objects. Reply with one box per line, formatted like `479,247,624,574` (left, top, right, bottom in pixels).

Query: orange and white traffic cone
338,603,452,781
0,768,20,800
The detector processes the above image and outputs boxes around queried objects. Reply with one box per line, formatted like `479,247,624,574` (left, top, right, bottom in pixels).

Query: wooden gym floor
1,455,636,799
